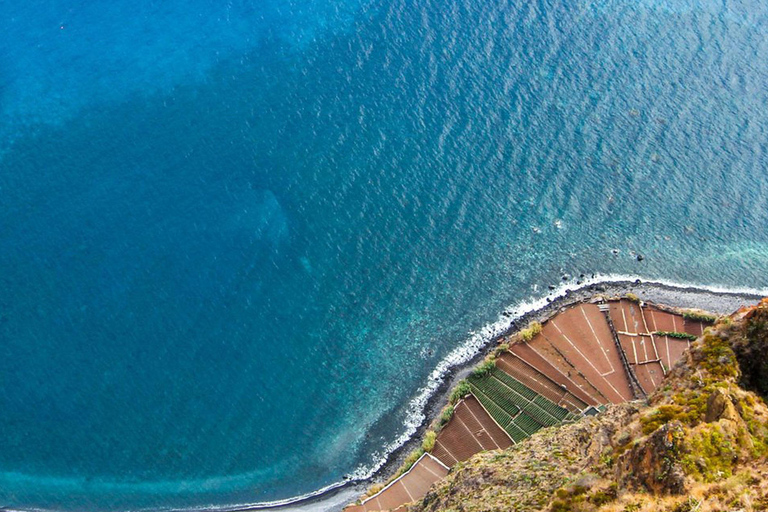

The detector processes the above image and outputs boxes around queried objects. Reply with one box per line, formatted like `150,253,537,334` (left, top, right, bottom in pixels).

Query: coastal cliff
407,298,768,512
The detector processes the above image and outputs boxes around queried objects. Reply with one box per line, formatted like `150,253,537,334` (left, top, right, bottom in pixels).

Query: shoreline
252,275,767,512
5,277,766,512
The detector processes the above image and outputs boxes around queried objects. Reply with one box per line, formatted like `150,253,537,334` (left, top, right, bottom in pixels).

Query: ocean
1,0,767,510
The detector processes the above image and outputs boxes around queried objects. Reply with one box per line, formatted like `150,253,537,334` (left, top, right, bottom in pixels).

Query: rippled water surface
1,0,767,509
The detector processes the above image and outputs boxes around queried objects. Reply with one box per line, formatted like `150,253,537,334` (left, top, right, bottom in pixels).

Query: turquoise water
1,0,768,509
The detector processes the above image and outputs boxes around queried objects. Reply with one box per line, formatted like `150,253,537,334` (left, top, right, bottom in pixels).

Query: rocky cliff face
410,300,768,512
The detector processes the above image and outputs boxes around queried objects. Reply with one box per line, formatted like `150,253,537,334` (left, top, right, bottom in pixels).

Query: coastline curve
2,275,765,512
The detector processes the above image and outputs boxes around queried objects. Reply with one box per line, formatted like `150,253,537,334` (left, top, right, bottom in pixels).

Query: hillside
409,298,768,512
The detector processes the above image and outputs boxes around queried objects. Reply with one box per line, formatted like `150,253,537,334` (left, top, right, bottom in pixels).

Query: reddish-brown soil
609,300,646,334
617,333,638,364
368,480,410,511
359,455,448,512
643,306,682,333
399,456,449,502
542,305,633,403
683,319,708,336
431,395,512,467
510,339,604,405
606,301,708,395
618,333,658,364
642,305,708,338
654,334,691,371
495,352,588,412
631,361,665,394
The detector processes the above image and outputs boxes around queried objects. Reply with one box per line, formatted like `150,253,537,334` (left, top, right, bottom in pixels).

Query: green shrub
549,499,570,512
450,381,471,404
655,331,698,341
520,321,542,342
641,404,683,434
472,359,496,378
588,483,617,506
681,424,737,482
422,430,437,452
395,448,424,478
438,405,454,427
494,342,510,357
625,293,640,303
683,311,717,323
699,334,739,379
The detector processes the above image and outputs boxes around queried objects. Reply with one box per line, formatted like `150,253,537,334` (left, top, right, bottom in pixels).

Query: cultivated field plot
641,305,710,338
469,367,571,442
495,352,589,412
642,306,702,370
539,304,634,403
356,454,448,512
683,317,709,336
608,300,709,394
431,395,512,467
609,300,655,364
510,338,605,406
608,300,665,394
637,362,665,394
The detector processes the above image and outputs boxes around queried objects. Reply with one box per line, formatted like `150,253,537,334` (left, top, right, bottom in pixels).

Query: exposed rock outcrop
615,421,686,495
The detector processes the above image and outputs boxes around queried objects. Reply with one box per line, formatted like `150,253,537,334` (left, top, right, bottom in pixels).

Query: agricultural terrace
345,298,713,512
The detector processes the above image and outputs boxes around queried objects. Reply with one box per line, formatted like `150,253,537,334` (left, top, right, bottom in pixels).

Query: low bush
683,311,717,323
450,381,471,404
494,342,510,357
438,405,454,427
422,431,437,452
472,359,496,378
399,448,424,475
655,331,698,341
520,321,543,342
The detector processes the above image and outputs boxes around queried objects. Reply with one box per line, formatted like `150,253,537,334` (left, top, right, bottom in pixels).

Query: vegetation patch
655,331,698,341
422,430,437,452
362,482,385,500
520,321,543,342
696,333,739,379
449,380,471,404
682,312,717,323
681,423,738,482
588,483,618,506
436,404,454,429
472,359,497,378
396,448,424,478
493,342,510,358
640,389,711,434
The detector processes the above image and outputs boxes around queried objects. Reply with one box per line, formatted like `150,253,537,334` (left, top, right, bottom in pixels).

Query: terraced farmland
345,298,707,512
468,367,570,438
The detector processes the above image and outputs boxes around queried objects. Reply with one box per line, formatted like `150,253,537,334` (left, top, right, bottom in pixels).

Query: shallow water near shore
1,0,768,510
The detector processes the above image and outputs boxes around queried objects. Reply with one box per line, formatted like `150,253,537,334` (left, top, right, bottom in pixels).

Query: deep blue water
1,0,768,509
